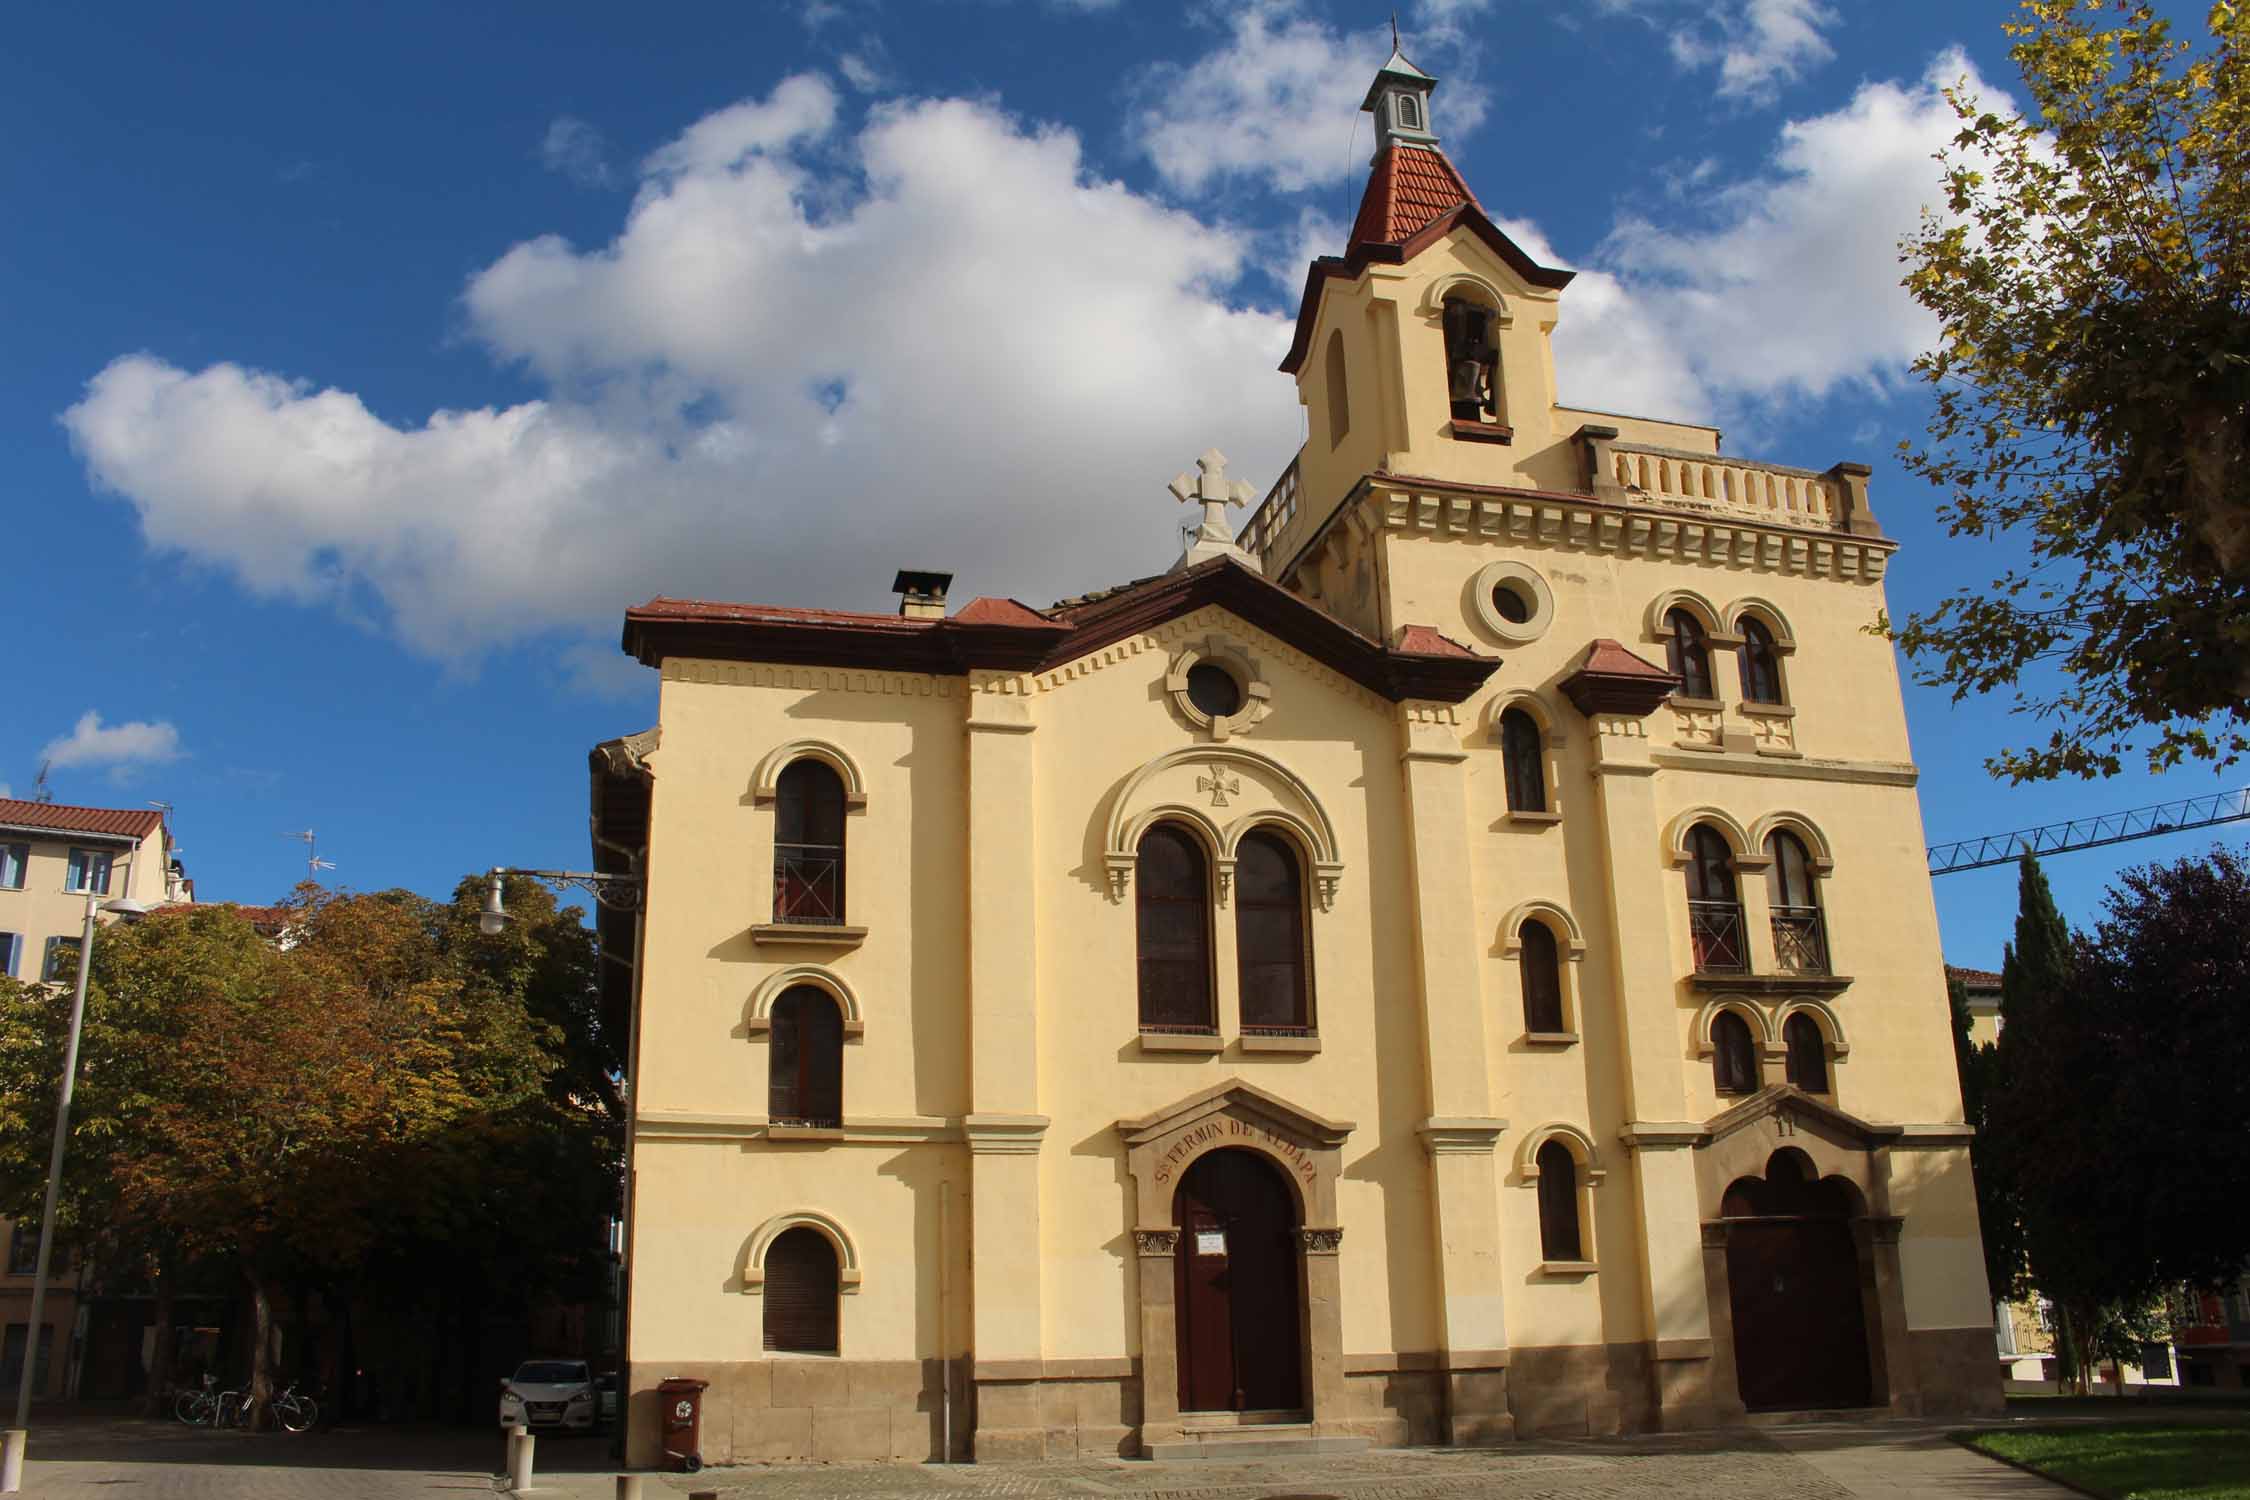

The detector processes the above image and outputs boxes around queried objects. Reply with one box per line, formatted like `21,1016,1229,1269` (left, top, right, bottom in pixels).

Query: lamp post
478,866,644,934
2,891,153,1493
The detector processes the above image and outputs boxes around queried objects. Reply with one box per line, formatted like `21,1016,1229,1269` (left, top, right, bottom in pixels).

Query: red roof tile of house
0,799,165,841
954,596,1062,628
1350,144,1481,249
1946,965,2003,991
1578,639,1674,680
1391,624,1479,658
631,596,933,632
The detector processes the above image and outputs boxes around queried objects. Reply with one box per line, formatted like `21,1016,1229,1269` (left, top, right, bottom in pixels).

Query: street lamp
2,892,153,1493
478,866,644,935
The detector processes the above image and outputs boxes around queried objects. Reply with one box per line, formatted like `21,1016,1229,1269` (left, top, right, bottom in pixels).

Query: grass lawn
1963,1424,2250,1499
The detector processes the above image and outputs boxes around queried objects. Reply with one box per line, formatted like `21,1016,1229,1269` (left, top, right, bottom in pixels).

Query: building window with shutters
41,937,81,985
773,758,847,925
1535,1141,1583,1262
1711,1009,1759,1095
1136,824,1215,1035
1499,707,1548,815
64,848,112,896
762,1227,840,1355
1236,830,1313,1037
1783,1012,1831,1094
0,845,26,891
1665,609,1715,701
768,986,843,1129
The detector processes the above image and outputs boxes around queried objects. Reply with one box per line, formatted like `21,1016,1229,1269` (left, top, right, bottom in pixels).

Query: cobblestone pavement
10,1411,2074,1500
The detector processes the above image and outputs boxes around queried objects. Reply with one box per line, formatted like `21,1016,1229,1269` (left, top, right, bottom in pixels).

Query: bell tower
1363,40,1440,157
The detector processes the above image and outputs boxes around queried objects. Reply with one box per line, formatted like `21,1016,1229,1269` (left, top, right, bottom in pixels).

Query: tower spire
1361,36,1439,159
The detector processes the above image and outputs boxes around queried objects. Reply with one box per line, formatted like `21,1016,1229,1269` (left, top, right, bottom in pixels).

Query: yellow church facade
594,50,2001,1467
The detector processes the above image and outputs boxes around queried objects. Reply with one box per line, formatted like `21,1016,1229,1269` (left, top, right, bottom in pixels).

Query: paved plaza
6,1410,2088,1500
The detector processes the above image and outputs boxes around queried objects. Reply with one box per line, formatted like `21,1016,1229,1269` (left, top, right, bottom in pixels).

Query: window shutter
762,1228,839,1353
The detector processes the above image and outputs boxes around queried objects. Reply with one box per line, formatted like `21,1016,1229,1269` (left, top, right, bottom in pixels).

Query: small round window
1491,582,1532,625
1470,561,1554,645
1185,663,1244,718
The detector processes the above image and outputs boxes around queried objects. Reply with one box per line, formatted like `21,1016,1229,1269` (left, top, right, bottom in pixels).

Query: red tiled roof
954,597,1059,627
1947,965,2003,991
1578,639,1673,680
632,597,932,632
0,799,165,841
1350,144,1480,249
1391,624,1478,658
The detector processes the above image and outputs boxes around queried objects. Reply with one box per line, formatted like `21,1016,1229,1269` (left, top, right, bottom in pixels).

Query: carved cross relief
1197,766,1241,807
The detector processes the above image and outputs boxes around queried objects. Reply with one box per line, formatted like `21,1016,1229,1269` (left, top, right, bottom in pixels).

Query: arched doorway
1721,1148,1873,1411
1172,1148,1304,1414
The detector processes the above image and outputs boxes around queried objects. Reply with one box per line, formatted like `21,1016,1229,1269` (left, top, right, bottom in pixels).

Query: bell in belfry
1443,298,1497,421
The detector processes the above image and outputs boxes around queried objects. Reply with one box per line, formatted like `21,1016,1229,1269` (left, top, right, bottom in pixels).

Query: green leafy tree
1949,971,2024,1304
1896,1,2250,782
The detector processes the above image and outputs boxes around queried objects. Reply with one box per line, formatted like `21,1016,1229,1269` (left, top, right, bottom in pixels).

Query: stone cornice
634,1111,958,1144
1649,749,1919,786
963,1113,1052,1155
1419,1116,1508,1155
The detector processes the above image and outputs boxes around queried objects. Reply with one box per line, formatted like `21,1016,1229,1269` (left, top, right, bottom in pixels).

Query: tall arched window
1765,830,1827,974
762,1227,840,1354
1535,1141,1582,1261
1236,832,1312,1034
1665,608,1715,700
768,985,843,1127
1441,295,1499,424
1712,1010,1758,1095
1784,1013,1830,1093
1324,330,1350,445
1136,825,1214,1033
774,758,847,925
1500,707,1546,813
1519,920,1565,1034
1685,825,1745,972
1739,619,1785,705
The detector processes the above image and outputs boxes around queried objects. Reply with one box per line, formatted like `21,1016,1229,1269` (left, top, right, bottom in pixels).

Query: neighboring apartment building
0,795,187,1400
2178,1285,2250,1388
594,50,2000,1466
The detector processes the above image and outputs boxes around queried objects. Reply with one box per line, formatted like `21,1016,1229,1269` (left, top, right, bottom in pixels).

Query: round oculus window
1185,662,1245,718
1491,583,1532,624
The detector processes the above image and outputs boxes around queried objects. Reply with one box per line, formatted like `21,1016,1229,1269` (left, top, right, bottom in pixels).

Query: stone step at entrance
1147,1415,1371,1461
1741,1405,1897,1427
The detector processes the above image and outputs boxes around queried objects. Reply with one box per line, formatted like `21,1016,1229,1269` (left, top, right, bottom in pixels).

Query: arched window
1665,609,1715,700
1441,295,1499,424
1536,1141,1582,1261
774,758,847,925
1739,619,1785,705
1236,832,1312,1035
768,986,843,1127
1765,830,1827,973
1685,825,1745,972
1784,1013,1830,1093
1519,920,1565,1034
1500,708,1546,813
1324,330,1350,445
1136,825,1214,1033
1712,1010,1758,1095
762,1227,840,1354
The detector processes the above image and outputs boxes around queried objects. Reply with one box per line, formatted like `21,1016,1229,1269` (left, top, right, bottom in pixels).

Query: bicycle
173,1374,221,1427
271,1381,319,1433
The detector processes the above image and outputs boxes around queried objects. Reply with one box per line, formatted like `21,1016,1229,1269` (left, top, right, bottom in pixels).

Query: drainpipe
940,1180,952,1462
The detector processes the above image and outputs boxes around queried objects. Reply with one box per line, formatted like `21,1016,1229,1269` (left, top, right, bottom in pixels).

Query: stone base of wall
1907,1327,2006,1417
625,1358,973,1468
1506,1342,1664,1436
971,1367,1142,1462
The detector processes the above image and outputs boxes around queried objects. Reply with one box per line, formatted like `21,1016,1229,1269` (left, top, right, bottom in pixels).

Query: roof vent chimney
892,569,953,619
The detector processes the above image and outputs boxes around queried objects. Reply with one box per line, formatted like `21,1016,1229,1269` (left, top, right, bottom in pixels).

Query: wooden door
1726,1218,1873,1411
1173,1149,1303,1413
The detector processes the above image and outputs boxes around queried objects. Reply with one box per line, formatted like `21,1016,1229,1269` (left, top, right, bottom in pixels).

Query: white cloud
66,76,1300,664
1666,0,1839,104
539,117,617,188
40,712,184,777
1127,2,1487,195
837,52,885,93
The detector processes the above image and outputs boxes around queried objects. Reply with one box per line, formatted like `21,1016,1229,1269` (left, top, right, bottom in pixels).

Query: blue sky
1,0,2235,964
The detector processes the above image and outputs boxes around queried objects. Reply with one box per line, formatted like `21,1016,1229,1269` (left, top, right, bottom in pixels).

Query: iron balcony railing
1689,900,1748,973
1771,905,1829,974
770,1111,843,1130
773,842,844,925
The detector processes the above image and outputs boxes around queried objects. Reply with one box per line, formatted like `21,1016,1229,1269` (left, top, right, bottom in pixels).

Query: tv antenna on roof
31,762,53,804
283,829,337,879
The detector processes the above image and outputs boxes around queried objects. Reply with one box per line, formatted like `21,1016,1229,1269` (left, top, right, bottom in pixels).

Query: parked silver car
498,1359,598,1432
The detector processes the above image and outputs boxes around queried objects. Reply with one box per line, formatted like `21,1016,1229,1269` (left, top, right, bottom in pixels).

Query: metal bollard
1,1429,24,1494
509,1432,536,1492
614,1477,643,1500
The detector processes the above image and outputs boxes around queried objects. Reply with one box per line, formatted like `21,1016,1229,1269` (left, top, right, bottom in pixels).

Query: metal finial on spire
1391,12,1399,49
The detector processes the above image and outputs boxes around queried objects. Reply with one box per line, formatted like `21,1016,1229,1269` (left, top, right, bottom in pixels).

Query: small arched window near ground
1137,825,1215,1033
762,1227,840,1354
1236,832,1313,1035
1536,1141,1582,1261
1765,831,1828,974
1712,1010,1759,1095
1739,619,1786,705
1665,609,1715,700
768,985,843,1128
1324,330,1350,445
1519,921,1565,1034
774,758,847,925
1784,1013,1830,1093
1499,707,1546,813
1685,824,1745,972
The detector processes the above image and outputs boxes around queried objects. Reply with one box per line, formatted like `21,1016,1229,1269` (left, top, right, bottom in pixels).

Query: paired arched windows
1684,824,1746,973
768,985,843,1127
1784,1012,1830,1093
1535,1141,1582,1261
1136,826,1214,1033
1519,921,1565,1034
1236,832,1313,1034
774,758,847,925
1711,1010,1759,1095
1765,830,1828,974
1665,609,1715,700
1499,708,1546,814
1739,619,1785,705
762,1227,840,1354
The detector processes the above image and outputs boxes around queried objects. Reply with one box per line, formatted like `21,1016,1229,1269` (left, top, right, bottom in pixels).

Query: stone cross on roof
1168,448,1257,571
